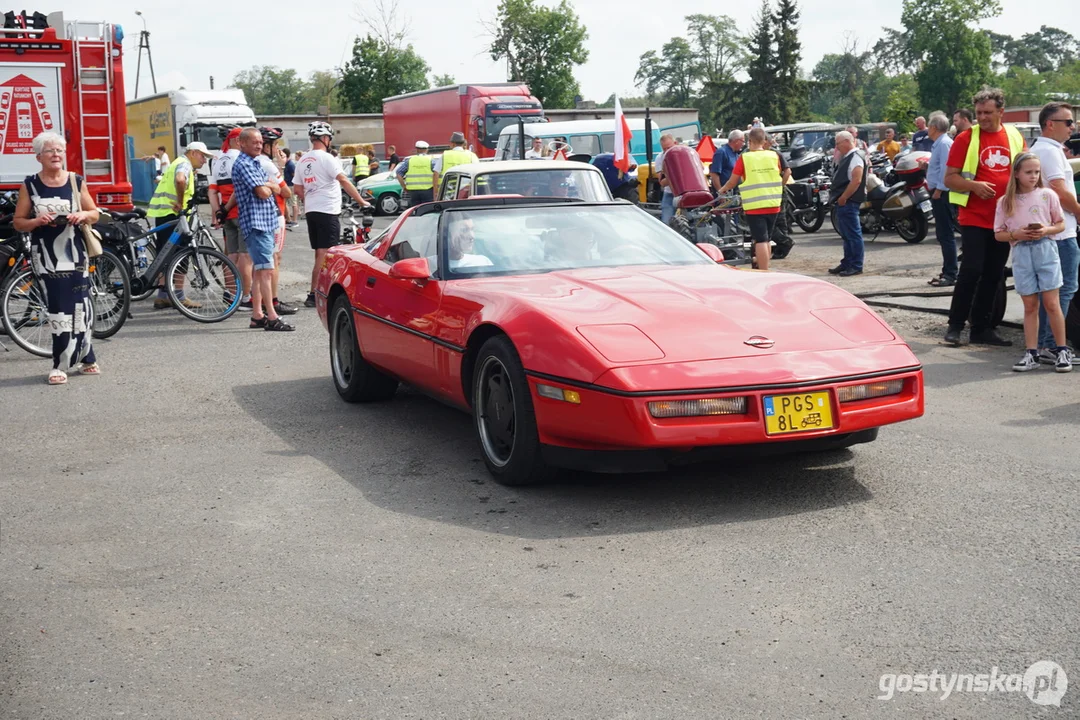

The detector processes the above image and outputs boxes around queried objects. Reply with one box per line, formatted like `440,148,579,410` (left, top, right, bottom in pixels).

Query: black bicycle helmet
259,126,284,142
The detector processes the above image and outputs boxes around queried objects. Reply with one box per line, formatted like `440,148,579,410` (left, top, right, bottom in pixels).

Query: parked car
315,196,925,486
358,171,405,215
436,160,612,202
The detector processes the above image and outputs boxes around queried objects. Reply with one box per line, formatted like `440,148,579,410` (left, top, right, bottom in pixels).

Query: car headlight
360,189,373,199
837,379,904,403
648,397,747,418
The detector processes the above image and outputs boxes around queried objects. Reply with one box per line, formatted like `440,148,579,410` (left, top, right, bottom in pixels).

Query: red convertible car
316,197,924,485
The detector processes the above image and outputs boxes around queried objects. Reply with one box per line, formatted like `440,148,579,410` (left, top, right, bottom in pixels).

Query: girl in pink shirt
993,153,1071,372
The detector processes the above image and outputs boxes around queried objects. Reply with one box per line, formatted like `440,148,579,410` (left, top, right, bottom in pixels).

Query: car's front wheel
472,335,552,486
329,294,398,402
378,193,400,215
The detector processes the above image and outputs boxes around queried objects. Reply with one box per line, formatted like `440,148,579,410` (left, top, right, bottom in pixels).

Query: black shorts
746,213,779,244
306,211,341,250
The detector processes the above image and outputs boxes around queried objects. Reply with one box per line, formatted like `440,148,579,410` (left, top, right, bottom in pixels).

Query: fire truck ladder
70,21,115,187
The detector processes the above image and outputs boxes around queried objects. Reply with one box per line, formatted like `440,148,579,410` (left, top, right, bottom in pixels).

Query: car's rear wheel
329,294,398,402
472,335,552,486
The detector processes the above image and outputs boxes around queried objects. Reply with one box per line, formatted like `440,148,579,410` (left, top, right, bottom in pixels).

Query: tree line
230,0,1080,133
229,0,589,116
638,0,1080,134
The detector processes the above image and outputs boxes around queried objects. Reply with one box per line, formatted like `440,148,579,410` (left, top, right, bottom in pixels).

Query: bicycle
1,222,131,357
98,203,241,329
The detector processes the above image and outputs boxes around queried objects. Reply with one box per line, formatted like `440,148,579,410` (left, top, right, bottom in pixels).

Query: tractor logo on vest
981,146,1011,169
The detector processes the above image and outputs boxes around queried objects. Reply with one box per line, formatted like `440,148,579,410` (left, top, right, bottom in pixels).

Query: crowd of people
9,88,1077,382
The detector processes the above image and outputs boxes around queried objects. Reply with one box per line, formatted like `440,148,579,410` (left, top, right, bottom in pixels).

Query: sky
41,0,1074,105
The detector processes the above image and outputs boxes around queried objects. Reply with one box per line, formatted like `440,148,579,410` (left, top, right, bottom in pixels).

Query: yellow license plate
763,391,834,435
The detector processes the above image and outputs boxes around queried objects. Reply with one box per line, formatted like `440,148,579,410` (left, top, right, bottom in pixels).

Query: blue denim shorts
1012,237,1062,296
245,227,276,271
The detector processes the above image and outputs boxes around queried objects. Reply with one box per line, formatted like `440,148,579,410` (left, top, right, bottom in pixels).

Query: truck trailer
383,83,544,160
0,12,133,209
126,89,256,200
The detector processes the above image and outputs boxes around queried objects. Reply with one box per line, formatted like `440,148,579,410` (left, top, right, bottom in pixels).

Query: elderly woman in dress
11,131,101,385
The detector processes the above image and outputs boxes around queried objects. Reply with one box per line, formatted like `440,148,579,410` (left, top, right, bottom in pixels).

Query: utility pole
133,10,157,97
210,76,215,90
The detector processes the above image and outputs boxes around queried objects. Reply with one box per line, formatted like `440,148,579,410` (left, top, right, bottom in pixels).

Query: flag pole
645,107,654,181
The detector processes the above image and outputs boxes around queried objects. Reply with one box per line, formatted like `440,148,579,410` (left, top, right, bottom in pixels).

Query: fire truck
0,11,133,209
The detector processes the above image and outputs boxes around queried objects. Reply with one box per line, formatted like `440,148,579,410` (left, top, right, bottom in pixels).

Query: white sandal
47,369,68,385
79,362,101,375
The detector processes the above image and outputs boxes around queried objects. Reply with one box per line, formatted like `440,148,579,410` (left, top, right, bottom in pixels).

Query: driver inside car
447,217,494,270
544,224,596,265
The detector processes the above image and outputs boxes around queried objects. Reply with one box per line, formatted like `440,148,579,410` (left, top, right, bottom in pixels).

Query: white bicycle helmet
308,121,334,139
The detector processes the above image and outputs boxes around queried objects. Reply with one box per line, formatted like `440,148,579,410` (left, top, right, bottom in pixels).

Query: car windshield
473,169,611,201
441,205,711,278
485,113,543,147
791,130,834,152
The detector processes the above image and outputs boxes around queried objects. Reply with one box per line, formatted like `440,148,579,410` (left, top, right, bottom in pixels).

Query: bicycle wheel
196,226,225,254
1,268,50,357
166,246,241,323
90,248,131,339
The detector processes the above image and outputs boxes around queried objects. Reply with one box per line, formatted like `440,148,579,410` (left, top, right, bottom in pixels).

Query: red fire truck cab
0,12,133,209
383,83,544,159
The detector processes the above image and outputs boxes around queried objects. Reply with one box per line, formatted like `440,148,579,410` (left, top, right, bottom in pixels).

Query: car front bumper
527,367,923,471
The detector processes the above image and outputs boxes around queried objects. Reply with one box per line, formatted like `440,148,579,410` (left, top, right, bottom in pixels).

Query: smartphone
1026,223,1043,230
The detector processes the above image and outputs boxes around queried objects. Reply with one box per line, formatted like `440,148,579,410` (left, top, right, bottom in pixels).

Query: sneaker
274,299,298,315
1012,351,1040,372
943,325,963,346
969,329,1013,347
239,299,254,310
1037,348,1058,365
153,298,172,310
303,293,317,308
1056,347,1075,373
178,298,202,310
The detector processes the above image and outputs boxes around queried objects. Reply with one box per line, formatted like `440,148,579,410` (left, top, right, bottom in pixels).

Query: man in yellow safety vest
717,126,784,271
395,140,435,206
433,132,479,192
146,141,217,309
942,86,1026,347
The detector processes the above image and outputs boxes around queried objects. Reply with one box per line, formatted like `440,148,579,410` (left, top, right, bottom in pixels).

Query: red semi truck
383,83,544,159
0,12,133,209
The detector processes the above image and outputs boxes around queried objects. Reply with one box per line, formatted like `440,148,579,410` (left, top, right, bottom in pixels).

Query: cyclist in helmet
255,127,298,315
292,121,371,308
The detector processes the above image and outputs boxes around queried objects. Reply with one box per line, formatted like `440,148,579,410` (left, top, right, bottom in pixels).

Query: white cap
415,140,429,149
186,141,219,159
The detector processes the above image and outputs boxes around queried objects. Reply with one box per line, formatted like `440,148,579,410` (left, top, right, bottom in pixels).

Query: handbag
69,172,103,258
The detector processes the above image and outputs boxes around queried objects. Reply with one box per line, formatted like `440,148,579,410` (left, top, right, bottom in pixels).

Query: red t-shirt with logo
947,128,1024,229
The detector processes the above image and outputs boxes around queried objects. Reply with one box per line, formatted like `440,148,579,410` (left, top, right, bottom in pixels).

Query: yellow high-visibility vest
147,157,194,217
440,147,478,175
739,150,783,212
353,153,370,179
405,155,434,190
949,124,1024,207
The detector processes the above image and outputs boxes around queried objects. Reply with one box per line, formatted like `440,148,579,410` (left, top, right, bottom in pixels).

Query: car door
359,211,443,391
439,172,461,201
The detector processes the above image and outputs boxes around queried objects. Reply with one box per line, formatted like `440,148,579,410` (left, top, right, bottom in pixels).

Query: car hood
359,172,396,190
456,264,900,366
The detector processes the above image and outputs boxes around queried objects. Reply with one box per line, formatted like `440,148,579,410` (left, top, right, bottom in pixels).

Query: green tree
301,70,345,114
634,38,696,107
811,47,871,123
597,94,653,108
744,0,778,123
486,0,589,109
883,75,920,132
685,14,747,132
431,73,456,88
900,0,999,112
771,0,807,123
230,66,308,115
340,35,429,113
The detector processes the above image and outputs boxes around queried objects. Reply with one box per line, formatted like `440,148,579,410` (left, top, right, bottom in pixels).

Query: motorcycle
341,202,376,245
830,150,932,244
786,146,831,233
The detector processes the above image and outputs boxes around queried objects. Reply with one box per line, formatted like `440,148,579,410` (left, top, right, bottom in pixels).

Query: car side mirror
697,243,725,263
388,257,431,282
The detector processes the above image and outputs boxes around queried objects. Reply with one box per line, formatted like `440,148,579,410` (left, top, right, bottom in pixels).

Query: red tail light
98,193,133,206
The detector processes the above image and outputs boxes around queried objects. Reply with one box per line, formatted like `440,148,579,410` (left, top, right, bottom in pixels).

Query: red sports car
316,197,924,485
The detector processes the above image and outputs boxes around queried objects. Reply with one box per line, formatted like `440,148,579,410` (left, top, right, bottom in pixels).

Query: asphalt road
1,213,1077,719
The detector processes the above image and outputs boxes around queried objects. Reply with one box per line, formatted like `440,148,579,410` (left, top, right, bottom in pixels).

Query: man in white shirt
525,137,545,159
1030,101,1080,363
291,121,371,308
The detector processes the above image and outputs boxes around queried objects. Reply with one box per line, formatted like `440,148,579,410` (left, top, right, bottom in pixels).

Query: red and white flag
613,95,633,175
